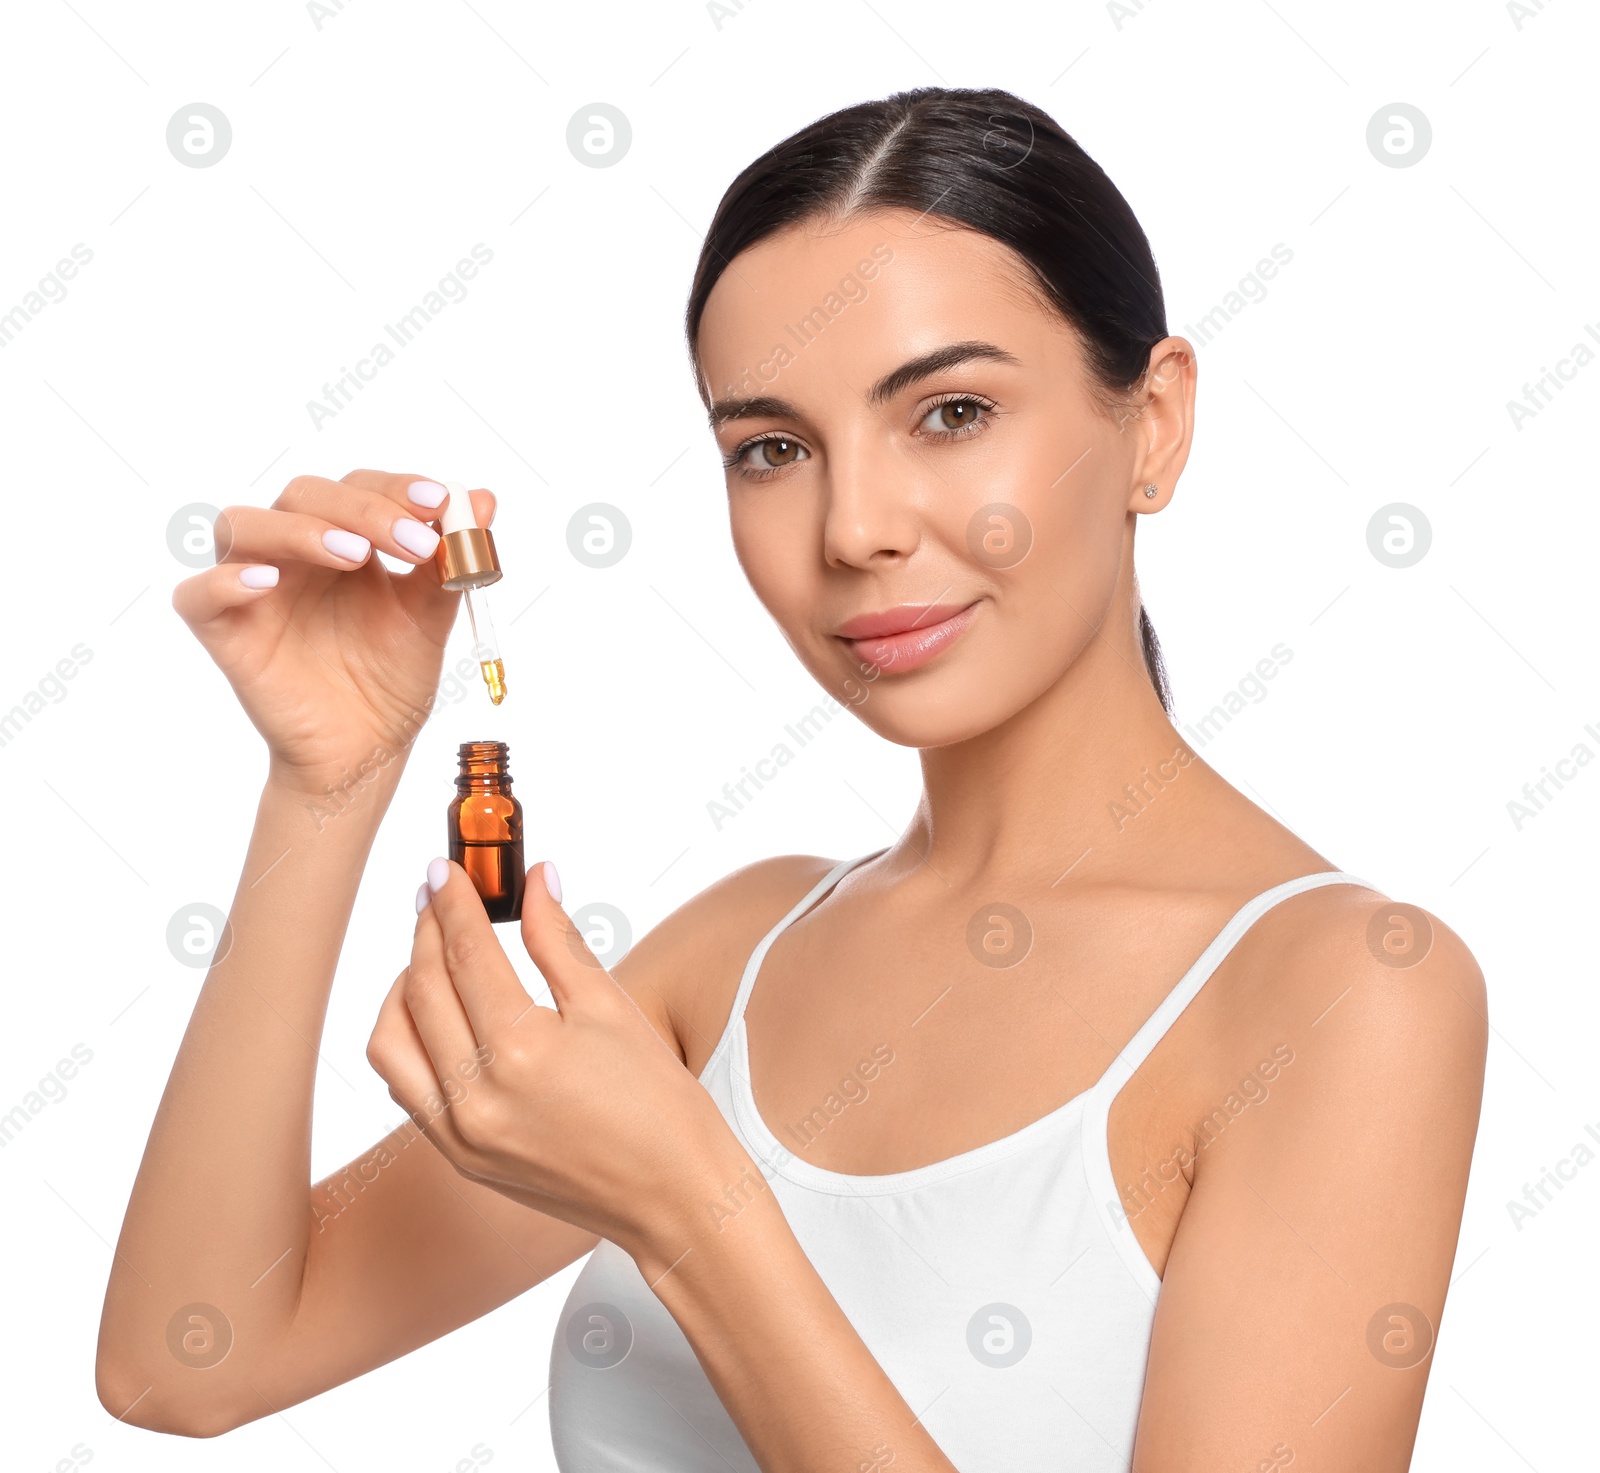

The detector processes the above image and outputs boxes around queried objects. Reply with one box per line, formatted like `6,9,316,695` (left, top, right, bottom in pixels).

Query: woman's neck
904,635,1202,889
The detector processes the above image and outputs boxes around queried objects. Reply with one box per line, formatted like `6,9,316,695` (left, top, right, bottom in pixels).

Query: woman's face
697,207,1191,748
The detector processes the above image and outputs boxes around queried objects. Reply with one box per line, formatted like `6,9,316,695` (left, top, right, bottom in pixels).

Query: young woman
97,86,1487,1471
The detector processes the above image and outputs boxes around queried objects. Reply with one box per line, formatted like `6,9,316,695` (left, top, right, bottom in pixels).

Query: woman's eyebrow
707,340,1022,428
864,339,1021,406
709,393,796,429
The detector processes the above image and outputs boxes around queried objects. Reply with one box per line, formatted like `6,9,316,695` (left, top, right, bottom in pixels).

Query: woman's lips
836,601,980,674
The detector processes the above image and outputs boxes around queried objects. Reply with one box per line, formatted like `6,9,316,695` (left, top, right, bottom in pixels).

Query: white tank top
548,854,1368,1470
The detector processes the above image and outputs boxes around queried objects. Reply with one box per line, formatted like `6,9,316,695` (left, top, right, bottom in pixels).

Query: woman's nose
821,444,922,569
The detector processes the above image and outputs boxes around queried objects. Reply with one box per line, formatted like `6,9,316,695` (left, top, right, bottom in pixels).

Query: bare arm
96,770,600,1436
637,1169,957,1472
1130,897,1488,1470
94,471,609,1436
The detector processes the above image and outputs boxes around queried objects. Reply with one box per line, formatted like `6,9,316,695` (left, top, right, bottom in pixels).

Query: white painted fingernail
393,518,441,558
323,528,371,562
541,861,562,904
408,479,448,508
415,882,431,914
239,565,279,589
426,857,450,893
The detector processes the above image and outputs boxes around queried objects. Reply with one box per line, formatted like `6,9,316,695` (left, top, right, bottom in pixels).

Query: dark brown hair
684,85,1174,712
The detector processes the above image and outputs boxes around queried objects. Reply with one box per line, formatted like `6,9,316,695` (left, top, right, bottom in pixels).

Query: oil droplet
481,658,507,706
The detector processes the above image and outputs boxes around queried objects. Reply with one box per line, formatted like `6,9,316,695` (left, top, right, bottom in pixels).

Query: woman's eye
919,397,991,435
734,436,808,474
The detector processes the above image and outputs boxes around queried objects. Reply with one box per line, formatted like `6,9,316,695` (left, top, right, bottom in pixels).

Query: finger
171,562,282,630
518,859,620,1020
214,504,383,571
339,470,498,530
424,858,541,1038
405,895,491,1092
468,488,496,528
204,500,463,646
368,966,463,1148
271,482,442,566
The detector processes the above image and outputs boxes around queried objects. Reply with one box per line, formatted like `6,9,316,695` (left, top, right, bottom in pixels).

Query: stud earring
1143,484,1158,499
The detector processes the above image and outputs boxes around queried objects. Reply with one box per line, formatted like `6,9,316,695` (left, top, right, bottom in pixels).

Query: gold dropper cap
435,480,503,591
437,526,502,591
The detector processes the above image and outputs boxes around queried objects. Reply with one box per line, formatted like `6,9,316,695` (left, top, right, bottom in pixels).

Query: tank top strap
1086,870,1372,1104
700,849,883,1083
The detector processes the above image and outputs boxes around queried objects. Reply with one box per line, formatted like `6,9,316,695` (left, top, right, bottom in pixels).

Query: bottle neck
455,741,514,796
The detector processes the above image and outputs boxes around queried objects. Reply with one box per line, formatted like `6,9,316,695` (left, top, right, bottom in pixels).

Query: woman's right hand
173,470,496,790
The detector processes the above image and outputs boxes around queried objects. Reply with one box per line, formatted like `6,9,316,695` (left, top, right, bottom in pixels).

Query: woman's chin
843,676,1017,751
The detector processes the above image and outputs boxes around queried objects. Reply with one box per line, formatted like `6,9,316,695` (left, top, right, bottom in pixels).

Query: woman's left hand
366,857,743,1260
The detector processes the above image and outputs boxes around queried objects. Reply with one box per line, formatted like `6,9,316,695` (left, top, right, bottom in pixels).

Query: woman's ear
1127,338,1196,514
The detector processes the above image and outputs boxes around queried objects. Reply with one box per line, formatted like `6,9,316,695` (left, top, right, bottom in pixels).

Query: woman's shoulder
609,853,844,1073
1178,782,1489,1056
1188,869,1489,1124
1232,872,1487,1015
648,851,846,959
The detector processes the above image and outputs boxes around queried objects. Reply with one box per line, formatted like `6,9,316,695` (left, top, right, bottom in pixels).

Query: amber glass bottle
447,741,525,922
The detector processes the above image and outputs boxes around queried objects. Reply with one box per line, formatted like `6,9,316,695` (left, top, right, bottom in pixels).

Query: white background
1,1,1592,1468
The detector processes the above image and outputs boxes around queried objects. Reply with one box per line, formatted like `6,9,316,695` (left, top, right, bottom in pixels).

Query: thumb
520,860,613,1014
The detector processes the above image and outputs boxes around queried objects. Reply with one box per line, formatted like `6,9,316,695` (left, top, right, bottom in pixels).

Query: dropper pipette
435,480,507,706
